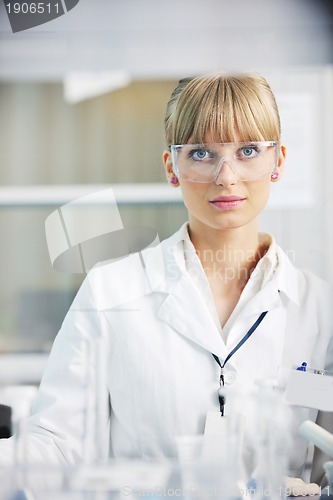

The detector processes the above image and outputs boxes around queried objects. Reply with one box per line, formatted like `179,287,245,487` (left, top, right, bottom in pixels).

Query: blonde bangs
167,74,280,146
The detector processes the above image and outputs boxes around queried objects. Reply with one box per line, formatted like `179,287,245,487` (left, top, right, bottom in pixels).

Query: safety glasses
170,141,278,183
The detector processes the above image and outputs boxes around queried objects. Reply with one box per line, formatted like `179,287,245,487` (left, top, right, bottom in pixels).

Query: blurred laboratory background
0,0,333,381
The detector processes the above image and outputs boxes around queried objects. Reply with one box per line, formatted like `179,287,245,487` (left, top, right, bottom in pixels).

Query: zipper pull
218,392,225,417
220,367,225,387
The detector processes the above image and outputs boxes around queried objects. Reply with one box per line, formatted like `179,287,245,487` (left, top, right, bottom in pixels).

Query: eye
188,148,214,161
237,145,261,159
243,147,255,157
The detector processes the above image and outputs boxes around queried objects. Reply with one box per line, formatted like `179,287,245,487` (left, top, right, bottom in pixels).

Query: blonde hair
164,73,281,145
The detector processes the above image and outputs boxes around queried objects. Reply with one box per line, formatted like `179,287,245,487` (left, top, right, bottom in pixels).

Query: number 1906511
5,3,60,14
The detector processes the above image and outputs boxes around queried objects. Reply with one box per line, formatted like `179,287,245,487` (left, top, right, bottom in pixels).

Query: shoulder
275,242,332,307
71,224,187,311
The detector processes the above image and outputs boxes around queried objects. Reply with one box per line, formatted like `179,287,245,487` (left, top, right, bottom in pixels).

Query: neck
188,220,268,289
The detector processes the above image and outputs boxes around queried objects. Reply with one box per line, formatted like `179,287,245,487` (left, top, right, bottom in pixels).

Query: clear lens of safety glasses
170,141,278,183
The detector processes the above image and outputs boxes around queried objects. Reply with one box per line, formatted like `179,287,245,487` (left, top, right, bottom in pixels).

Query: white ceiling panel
0,0,332,80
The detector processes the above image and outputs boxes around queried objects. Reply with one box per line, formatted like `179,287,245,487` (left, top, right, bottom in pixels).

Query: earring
271,172,278,180
171,176,178,185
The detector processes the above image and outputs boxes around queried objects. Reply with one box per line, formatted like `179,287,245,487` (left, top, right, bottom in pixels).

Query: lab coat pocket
284,368,333,412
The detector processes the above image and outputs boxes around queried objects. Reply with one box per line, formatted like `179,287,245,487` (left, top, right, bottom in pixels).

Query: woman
0,73,332,493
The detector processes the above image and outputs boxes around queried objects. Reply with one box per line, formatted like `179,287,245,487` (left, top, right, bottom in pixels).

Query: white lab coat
0,224,332,483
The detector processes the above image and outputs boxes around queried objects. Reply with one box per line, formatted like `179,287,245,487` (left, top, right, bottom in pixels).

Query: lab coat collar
155,224,302,339
153,226,228,357
230,245,302,318
157,272,228,359
86,223,301,319
273,245,302,305
156,225,286,356
164,223,302,306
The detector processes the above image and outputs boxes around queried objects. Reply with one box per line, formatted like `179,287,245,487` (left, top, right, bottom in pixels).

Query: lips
209,195,246,211
211,196,245,202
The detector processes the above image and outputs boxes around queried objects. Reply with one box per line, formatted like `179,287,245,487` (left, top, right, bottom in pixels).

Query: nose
214,158,238,186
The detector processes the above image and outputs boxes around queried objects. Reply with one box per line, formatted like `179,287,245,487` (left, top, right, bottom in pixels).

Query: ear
271,143,286,182
162,149,180,187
